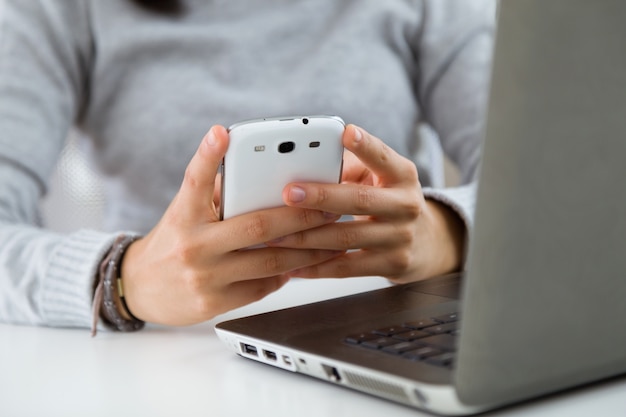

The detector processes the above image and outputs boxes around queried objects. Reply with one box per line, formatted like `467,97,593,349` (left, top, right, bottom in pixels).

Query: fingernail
288,186,306,203
353,126,363,142
205,129,217,147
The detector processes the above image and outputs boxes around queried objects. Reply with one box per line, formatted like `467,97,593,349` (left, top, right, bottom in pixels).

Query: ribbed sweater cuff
41,230,119,328
423,182,477,230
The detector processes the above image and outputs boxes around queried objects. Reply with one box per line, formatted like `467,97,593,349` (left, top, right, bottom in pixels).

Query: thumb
175,125,229,223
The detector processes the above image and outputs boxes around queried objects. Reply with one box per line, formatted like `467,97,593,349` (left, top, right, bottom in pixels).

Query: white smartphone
220,115,345,220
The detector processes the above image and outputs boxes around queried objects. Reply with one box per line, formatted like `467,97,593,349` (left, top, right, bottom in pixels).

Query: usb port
263,350,278,361
241,343,258,356
322,364,341,382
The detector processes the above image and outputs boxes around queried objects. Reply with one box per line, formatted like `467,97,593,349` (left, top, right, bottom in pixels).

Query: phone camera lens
302,118,309,125
278,141,295,153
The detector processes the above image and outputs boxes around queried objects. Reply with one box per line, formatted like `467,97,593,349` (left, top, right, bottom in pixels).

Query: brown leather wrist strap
91,235,145,336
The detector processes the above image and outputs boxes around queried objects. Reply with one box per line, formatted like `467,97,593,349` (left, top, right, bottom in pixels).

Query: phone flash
254,145,265,152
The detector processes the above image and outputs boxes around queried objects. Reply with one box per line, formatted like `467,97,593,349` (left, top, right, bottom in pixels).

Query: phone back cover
221,117,344,219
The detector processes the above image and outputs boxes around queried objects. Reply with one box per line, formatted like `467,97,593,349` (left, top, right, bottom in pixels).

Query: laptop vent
343,370,410,402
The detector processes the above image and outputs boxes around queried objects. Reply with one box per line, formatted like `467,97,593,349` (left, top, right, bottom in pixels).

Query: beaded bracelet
91,235,145,336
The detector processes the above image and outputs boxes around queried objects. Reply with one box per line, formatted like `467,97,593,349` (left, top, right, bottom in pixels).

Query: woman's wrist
424,199,467,275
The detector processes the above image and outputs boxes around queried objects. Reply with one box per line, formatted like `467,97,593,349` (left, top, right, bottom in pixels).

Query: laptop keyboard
344,312,459,368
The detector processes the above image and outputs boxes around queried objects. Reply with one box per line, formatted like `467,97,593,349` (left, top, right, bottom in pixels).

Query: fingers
209,206,341,252
283,124,421,216
287,249,415,282
175,125,229,223
175,247,344,320
342,124,418,186
213,172,222,209
283,181,421,218
339,149,372,185
271,124,432,283
216,247,345,284
267,220,412,251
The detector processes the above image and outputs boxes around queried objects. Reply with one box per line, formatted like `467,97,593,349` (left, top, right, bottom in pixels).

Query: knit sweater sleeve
416,0,495,230
0,0,117,327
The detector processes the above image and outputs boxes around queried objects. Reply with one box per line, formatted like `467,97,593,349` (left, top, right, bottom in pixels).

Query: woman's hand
120,126,343,325
268,124,466,284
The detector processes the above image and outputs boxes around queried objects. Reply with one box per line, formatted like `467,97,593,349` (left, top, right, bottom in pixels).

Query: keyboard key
419,334,457,351
402,346,442,360
422,322,458,335
345,332,380,345
372,325,407,337
425,352,456,367
361,337,399,349
432,312,459,323
382,341,425,355
403,318,438,329
392,330,430,341
344,312,461,368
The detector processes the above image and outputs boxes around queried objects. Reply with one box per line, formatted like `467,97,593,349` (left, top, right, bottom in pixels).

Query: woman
0,0,494,332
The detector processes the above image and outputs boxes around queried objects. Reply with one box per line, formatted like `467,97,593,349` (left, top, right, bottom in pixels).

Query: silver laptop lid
456,0,626,406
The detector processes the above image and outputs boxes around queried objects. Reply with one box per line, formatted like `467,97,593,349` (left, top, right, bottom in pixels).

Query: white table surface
1,277,625,417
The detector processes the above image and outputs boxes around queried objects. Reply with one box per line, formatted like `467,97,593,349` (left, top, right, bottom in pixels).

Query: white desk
1,277,625,417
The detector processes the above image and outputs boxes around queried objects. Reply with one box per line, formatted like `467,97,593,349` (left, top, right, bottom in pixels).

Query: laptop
215,1,626,414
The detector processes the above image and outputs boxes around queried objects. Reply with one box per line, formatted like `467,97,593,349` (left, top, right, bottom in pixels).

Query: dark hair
129,0,185,15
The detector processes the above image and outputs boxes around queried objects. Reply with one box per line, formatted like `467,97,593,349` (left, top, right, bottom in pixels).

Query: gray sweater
0,0,494,328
